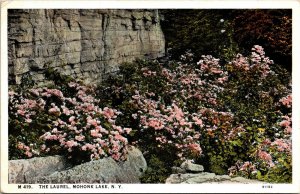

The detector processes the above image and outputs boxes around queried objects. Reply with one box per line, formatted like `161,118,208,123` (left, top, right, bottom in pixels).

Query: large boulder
9,146,147,184
8,155,68,184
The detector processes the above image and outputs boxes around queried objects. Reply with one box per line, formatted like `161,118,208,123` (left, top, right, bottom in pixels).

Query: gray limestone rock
166,172,265,184
182,172,217,183
171,166,186,174
8,9,165,85
31,146,146,183
8,146,146,184
180,160,204,173
166,173,216,184
166,174,199,184
123,146,148,178
8,155,68,184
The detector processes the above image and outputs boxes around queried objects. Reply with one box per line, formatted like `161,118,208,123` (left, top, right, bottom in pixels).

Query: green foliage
220,64,289,126
160,10,239,62
20,72,35,89
256,156,292,183
140,155,172,183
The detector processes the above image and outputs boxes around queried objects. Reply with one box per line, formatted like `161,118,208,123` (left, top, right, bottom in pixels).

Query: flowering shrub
130,93,202,160
9,82,131,164
228,93,292,182
9,45,291,183
98,45,291,182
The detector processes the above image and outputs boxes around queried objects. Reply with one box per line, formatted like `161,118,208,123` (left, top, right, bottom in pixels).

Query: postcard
1,0,300,193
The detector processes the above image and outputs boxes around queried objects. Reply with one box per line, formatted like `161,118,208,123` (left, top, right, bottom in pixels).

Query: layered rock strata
8,9,165,85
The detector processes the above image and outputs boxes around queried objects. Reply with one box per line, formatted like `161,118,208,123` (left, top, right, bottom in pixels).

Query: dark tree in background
160,9,292,71
232,10,292,71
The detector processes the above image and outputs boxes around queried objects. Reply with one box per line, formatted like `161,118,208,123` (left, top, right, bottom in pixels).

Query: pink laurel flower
68,116,75,123
193,117,203,127
114,134,128,143
285,126,292,134
25,118,32,123
25,151,33,158
257,150,274,167
17,109,26,116
147,118,164,130
87,117,98,127
279,94,292,108
48,106,61,116
102,107,115,119
75,135,85,141
90,130,99,137
272,138,291,152
65,140,78,148
280,120,290,128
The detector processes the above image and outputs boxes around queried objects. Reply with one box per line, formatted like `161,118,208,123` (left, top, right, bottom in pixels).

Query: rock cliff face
8,9,165,85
